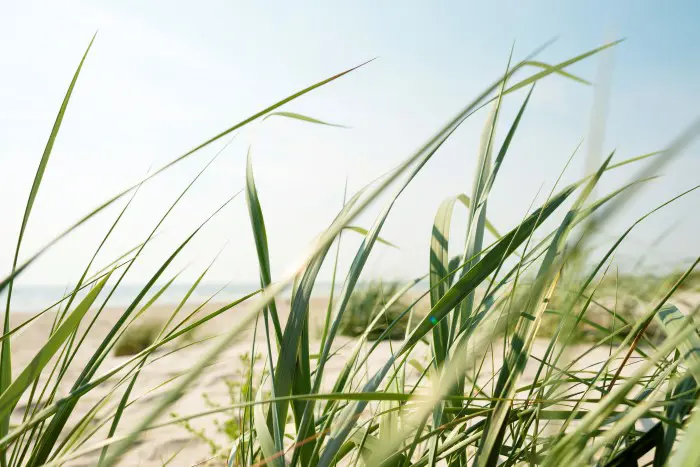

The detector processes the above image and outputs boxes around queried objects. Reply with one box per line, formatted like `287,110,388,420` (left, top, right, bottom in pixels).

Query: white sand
7,292,698,466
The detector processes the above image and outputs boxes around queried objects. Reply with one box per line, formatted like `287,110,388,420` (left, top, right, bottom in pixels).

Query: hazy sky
0,0,699,287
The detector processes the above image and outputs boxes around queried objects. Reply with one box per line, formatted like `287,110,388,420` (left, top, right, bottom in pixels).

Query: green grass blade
657,304,700,383
319,181,348,354
454,94,501,337
95,266,196,466
273,241,332,463
543,259,700,466
0,286,256,453
245,151,286,460
345,226,399,249
479,85,535,207
407,185,574,350
455,195,502,241
504,39,623,95
668,394,700,467
0,272,109,421
264,111,347,128
522,60,591,85
245,149,283,345
652,304,700,465
317,186,575,466
254,384,282,467
52,42,629,466
430,196,462,367
26,194,236,466
0,35,96,461
0,60,371,307
474,155,614,466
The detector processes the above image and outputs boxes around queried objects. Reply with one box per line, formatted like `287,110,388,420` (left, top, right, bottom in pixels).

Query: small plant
172,352,267,461
113,321,161,357
339,281,412,340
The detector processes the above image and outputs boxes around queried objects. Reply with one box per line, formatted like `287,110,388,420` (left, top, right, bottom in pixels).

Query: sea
1,278,432,313
0,283,325,313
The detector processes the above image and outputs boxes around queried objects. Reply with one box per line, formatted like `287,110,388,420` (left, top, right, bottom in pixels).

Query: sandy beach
7,291,698,466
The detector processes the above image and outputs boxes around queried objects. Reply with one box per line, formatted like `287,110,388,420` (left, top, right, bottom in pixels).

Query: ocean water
1,279,430,313
0,282,329,313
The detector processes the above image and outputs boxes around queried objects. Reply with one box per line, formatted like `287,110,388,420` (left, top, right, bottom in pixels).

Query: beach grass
0,35,699,467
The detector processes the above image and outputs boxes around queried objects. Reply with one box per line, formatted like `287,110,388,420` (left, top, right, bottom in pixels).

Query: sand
7,292,699,466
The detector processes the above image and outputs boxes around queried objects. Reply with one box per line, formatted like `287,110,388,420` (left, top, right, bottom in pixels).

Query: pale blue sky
0,0,698,286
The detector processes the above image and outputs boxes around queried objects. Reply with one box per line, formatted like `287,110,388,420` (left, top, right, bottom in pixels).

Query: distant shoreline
1,280,431,313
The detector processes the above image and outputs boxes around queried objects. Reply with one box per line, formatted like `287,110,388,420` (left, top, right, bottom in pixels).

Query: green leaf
245,150,286,458
0,58,374,303
345,225,399,249
504,40,623,95
27,194,236,467
669,395,700,467
455,195,502,243
522,60,591,85
657,304,700,383
653,304,700,466
264,111,347,128
0,272,110,421
317,185,576,467
254,386,283,467
245,149,284,344
430,195,462,367
0,34,97,459
407,185,574,350
475,154,614,467
96,268,192,466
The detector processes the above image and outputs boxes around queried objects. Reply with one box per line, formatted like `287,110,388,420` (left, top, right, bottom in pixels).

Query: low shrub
339,281,412,340
113,321,162,357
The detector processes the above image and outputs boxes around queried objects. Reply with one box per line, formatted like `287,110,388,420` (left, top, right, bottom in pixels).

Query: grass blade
0,271,109,421
0,35,96,462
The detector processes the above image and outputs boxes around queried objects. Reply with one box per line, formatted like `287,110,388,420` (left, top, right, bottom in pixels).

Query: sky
0,0,699,289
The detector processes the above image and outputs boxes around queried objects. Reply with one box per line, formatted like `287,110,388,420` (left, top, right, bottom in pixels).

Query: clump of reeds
1,34,699,467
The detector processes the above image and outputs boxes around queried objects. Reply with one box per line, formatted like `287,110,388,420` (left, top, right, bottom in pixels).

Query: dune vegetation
1,35,699,467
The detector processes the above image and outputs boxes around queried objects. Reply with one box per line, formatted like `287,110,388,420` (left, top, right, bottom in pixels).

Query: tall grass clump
0,34,699,467
339,281,415,340
113,321,162,357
